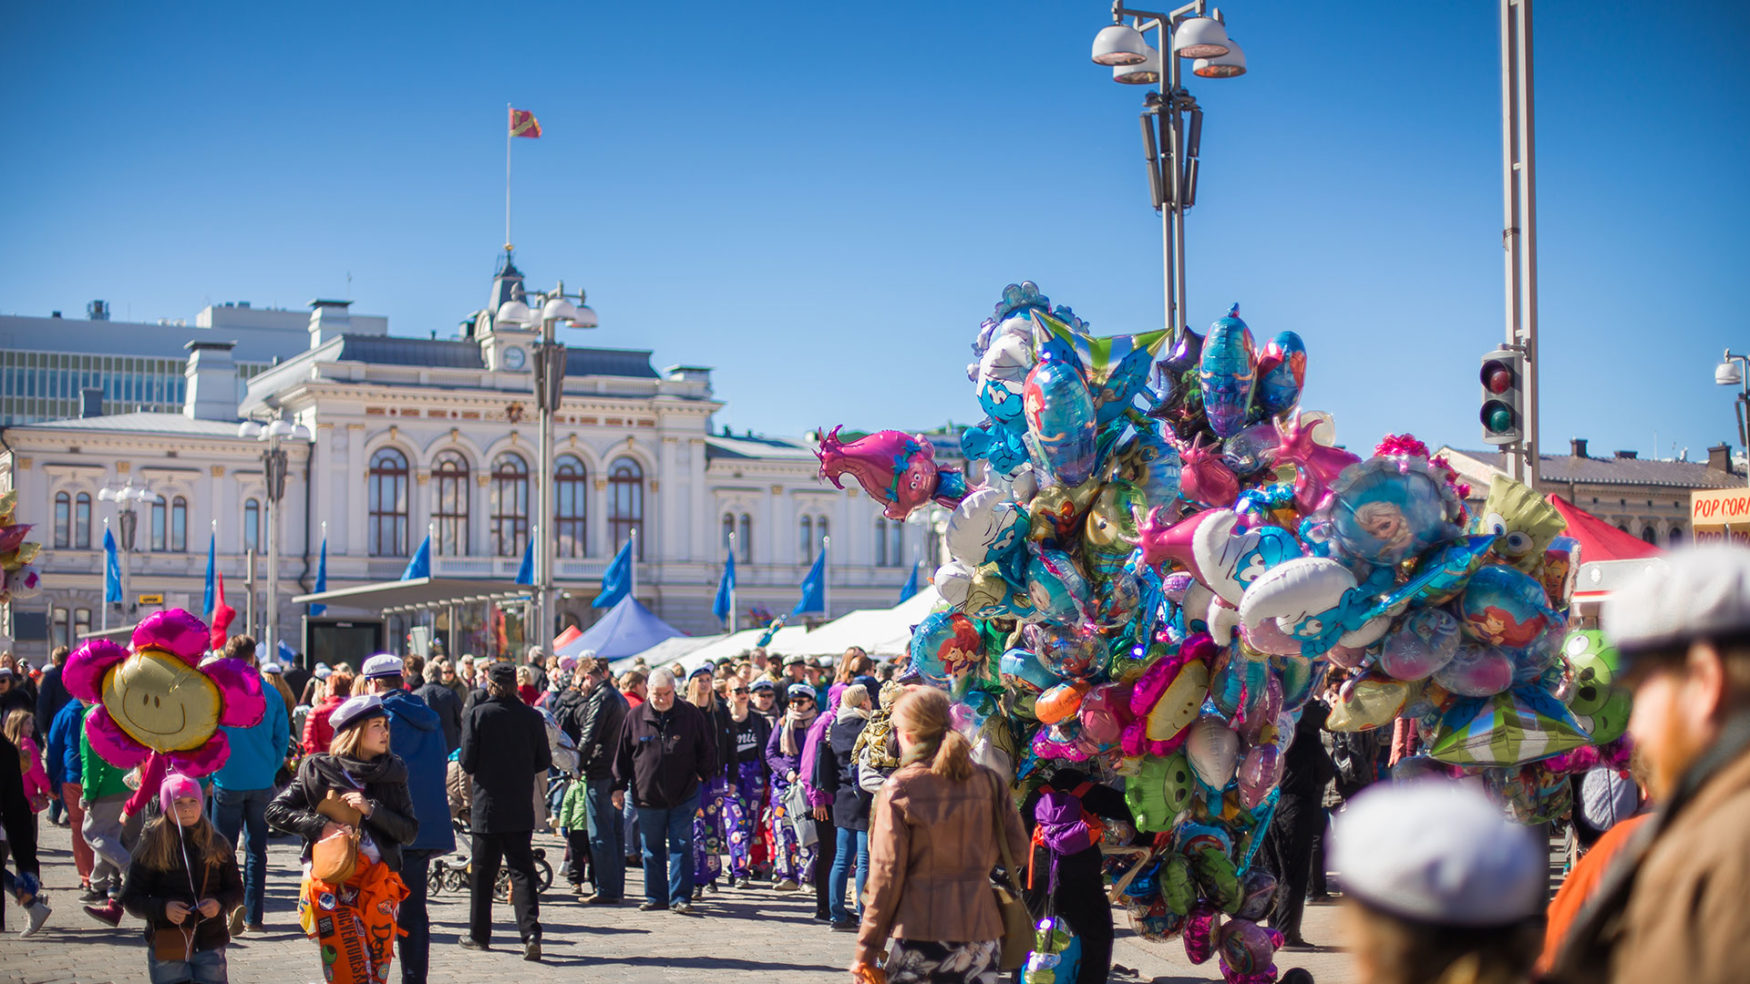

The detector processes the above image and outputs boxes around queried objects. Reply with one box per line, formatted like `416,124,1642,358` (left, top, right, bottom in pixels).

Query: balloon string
170,776,200,964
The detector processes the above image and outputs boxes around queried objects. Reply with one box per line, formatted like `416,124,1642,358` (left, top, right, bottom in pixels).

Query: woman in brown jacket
853,687,1028,984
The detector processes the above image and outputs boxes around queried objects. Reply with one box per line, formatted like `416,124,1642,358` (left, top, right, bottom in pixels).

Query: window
170,496,187,552
243,498,261,554
800,516,813,563
54,492,69,548
889,519,904,567
51,606,69,651
368,448,410,556
1670,526,1685,545
73,608,91,642
433,451,470,556
490,452,530,558
608,457,644,558
739,514,752,562
150,497,167,551
1641,526,1658,545
555,455,587,558
74,492,91,549
874,518,887,567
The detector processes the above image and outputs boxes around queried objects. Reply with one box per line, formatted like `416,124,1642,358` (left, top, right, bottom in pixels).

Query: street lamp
1717,350,1750,487
1090,2,1247,342
98,481,159,627
496,281,597,651
238,417,312,662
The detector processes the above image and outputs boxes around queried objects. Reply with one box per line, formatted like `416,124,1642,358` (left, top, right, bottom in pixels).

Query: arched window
368,447,410,556
74,492,91,549
1641,526,1658,545
874,518,888,567
555,455,587,558
53,492,69,548
491,452,530,558
1669,526,1686,545
433,451,470,556
888,518,904,567
739,513,752,562
150,497,167,551
170,496,188,552
799,516,814,563
243,499,261,554
608,457,644,558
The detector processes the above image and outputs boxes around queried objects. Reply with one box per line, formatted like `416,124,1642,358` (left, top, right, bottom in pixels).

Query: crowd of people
6,544,1750,984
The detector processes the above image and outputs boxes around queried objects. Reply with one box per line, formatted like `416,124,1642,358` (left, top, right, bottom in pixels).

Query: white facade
0,259,934,661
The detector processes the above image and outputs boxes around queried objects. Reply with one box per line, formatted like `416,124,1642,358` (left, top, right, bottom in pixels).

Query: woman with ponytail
854,687,1028,984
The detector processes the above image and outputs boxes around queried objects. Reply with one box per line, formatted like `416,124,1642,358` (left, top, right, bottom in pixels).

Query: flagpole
102,517,110,632
629,527,639,601
729,532,738,634
822,534,831,619
504,103,513,250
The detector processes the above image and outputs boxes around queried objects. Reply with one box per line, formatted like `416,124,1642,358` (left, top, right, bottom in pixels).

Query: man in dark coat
612,667,715,914
1261,698,1334,950
408,655,463,753
458,662,551,960
569,658,629,905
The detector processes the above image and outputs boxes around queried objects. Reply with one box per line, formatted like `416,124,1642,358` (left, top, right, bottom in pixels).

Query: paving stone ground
3,816,1356,984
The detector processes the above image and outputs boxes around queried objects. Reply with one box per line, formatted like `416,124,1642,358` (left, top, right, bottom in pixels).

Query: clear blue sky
4,1,1747,461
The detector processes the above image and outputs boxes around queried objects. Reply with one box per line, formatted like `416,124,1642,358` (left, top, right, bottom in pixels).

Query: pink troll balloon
815,425,967,520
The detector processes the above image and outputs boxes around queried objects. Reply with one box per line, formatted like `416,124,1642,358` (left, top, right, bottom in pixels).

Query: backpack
1029,781,1105,890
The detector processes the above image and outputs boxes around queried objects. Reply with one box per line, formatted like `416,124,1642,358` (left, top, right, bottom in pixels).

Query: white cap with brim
329,694,387,734
1604,546,1750,655
1332,780,1543,927
362,653,404,679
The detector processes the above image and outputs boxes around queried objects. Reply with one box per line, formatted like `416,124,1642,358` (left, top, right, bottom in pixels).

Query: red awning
1547,494,1663,562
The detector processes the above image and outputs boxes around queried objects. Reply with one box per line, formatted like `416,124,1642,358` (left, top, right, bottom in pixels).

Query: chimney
79,387,103,419
1708,443,1735,474
1570,438,1589,459
1614,450,1638,460
183,340,239,421
86,300,110,321
307,298,352,349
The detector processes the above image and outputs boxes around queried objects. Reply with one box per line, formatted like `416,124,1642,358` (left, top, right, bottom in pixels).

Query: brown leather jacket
856,761,1029,965
1549,713,1750,984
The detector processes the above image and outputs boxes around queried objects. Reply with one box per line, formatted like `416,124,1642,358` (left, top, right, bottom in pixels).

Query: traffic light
1479,349,1524,445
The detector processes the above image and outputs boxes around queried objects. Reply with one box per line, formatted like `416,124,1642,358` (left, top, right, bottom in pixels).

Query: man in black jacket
407,654,463,753
569,658,628,905
1260,698,1334,950
612,667,715,914
458,662,551,960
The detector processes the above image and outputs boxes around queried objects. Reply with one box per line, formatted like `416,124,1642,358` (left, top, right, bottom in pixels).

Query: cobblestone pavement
4,816,1355,984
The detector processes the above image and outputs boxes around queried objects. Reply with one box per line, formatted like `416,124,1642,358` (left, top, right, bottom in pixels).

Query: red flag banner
509,108,542,138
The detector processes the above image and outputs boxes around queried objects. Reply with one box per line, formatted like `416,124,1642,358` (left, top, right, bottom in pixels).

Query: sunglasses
732,688,749,695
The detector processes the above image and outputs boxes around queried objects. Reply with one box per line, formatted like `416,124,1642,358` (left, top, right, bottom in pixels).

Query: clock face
503,346,527,371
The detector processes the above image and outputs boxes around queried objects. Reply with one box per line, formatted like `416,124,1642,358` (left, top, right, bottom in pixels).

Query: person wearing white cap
1548,544,1750,983
1331,780,1544,984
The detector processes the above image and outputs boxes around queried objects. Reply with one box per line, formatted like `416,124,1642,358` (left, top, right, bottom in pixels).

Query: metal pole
1155,27,1179,340
265,441,280,662
245,549,256,639
1499,0,1526,485
101,517,110,632
1515,0,1540,490
728,531,738,634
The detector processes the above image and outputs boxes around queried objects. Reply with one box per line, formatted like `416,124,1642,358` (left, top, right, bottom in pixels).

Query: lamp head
1716,360,1743,387
1171,15,1231,59
496,299,533,328
1091,23,1150,66
1113,46,1162,85
1192,37,1246,78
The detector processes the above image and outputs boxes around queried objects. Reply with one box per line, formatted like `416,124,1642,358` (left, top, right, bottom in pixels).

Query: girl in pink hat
119,773,243,983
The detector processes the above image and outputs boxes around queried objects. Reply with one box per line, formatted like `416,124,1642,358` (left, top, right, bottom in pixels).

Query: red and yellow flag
509,108,541,138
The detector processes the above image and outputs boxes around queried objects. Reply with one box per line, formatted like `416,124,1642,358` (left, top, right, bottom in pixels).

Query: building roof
7,411,242,437
1444,448,1743,490
329,334,660,379
705,433,819,461
566,347,659,379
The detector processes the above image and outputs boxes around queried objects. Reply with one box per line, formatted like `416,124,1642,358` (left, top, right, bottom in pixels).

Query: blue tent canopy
556,594,684,661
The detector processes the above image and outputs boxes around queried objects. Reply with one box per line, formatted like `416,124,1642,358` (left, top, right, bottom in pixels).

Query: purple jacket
800,688,842,808
766,718,807,782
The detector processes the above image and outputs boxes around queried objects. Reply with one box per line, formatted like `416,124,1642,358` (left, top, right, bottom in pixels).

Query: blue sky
3,1,1747,461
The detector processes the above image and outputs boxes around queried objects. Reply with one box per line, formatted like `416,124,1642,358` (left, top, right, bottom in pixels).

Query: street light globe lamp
1113,47,1162,84
1192,37,1246,78
1092,23,1150,66
1716,359,1743,387
497,299,533,329
1171,15,1231,58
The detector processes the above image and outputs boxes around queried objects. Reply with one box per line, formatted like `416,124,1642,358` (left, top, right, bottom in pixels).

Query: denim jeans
212,785,271,925
636,790,700,908
584,777,626,901
828,825,869,923
146,945,228,984
399,848,435,984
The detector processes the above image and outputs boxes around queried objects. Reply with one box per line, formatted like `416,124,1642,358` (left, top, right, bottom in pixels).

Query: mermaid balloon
816,425,967,520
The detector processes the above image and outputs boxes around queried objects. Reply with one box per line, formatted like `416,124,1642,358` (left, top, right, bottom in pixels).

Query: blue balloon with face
1026,549,1093,624
1198,305,1258,439
1254,331,1306,418
1123,426,1184,508
1023,359,1098,486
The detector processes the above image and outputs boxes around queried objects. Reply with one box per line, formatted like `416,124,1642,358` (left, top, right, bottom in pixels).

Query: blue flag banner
515,537,535,587
899,559,920,603
593,538,633,609
202,532,216,615
278,639,297,665
401,534,432,581
104,528,122,604
713,551,737,624
310,536,328,616
791,547,826,616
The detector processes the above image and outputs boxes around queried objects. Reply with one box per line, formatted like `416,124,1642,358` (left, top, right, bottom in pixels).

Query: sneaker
78,886,107,904
1280,936,1316,951
773,879,798,892
458,936,490,951
637,901,667,912
246,923,266,934
523,939,542,962
228,906,247,937
733,876,751,890
84,899,123,927
582,894,622,906
672,902,694,915
21,901,51,937
830,919,857,933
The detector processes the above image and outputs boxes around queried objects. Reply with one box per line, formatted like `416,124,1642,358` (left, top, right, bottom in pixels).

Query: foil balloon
1027,473,1105,544
936,559,1035,621
1366,534,1499,617
1026,550,1094,624
1324,456,1458,566
1379,608,1464,681
1119,426,1184,509
1219,422,1282,478
1079,682,1132,744
1123,650,1209,756
1032,309,1171,424
1198,305,1258,438
816,426,967,520
1035,680,1092,726
1326,675,1411,731
1185,716,1241,789
1083,482,1146,584
1175,433,1242,508
1024,622,1109,681
1023,358,1098,487
1458,564,1556,650
1233,869,1279,922
1274,654,1320,712
1236,745,1282,810
1477,474,1566,573
1127,751,1196,833
945,486,1030,571
908,611,984,687
1219,918,1283,979
1253,330,1307,418
1271,412,1361,515
1434,643,1517,697
1427,687,1592,768
999,647,1059,695
1562,629,1632,744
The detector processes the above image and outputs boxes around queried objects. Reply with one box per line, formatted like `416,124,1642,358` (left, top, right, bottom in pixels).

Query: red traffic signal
1479,349,1523,445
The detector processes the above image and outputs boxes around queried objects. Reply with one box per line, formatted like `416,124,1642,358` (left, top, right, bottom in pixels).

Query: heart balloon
1186,716,1241,789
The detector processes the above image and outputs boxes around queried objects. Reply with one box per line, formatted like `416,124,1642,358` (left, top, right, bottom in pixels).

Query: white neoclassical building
0,253,942,666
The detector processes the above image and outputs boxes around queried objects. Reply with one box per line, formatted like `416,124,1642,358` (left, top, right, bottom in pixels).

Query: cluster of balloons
0,491,43,605
819,283,1622,984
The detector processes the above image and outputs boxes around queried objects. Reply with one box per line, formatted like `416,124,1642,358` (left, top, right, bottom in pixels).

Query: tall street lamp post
239,418,312,661
498,283,597,650
98,481,158,624
1716,351,1750,488
1091,1,1247,340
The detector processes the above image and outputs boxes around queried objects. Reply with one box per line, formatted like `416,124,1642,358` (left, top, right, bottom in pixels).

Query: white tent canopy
636,586,945,676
